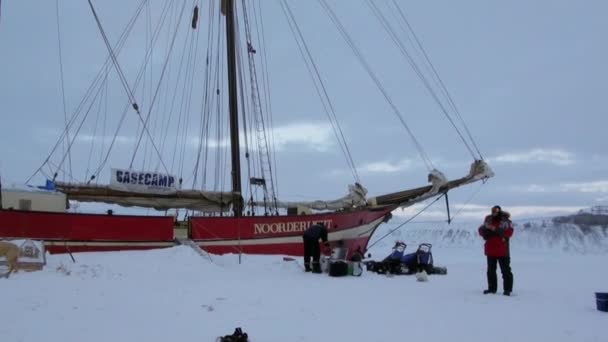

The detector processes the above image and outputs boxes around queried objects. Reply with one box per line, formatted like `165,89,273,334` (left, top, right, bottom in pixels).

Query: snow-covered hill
370,215,608,254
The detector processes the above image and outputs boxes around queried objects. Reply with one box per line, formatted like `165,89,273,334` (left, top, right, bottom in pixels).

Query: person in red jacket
478,205,514,296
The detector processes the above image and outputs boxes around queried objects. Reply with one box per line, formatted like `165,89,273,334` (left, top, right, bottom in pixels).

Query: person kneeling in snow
478,205,514,296
302,222,329,273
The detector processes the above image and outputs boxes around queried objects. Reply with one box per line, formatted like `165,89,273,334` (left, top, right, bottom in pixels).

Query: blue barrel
596,292,608,312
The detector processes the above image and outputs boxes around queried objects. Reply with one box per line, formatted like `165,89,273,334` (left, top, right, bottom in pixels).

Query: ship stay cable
55,0,72,179
99,67,108,176
194,2,220,190
84,87,106,181
251,0,282,213
139,0,155,173
281,0,361,183
242,0,280,213
252,0,281,203
26,0,149,184
179,9,202,183
128,0,189,177
233,5,259,212
367,0,477,161
158,2,192,169
156,1,177,157
390,0,484,160
94,0,178,181
165,3,196,177
53,79,113,183
236,40,256,212
173,5,201,182
192,2,217,189
88,0,140,114
318,0,434,172
366,195,443,251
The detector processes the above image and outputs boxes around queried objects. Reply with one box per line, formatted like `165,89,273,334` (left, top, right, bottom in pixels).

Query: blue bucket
596,292,608,312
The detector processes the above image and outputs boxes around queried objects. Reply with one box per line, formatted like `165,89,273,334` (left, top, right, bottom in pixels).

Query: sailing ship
0,0,493,258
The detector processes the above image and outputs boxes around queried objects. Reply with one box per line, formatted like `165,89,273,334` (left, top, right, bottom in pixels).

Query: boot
483,289,496,295
304,262,311,272
312,262,322,273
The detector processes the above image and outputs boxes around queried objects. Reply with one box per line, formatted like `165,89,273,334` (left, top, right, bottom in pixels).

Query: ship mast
223,0,243,217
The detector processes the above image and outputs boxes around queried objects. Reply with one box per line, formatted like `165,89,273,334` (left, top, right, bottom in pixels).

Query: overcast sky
0,0,606,221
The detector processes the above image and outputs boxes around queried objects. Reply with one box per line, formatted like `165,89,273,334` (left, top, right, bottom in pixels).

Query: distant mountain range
369,210,608,254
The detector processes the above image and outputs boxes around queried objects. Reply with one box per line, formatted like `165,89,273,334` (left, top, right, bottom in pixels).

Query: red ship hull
0,206,393,257
191,206,394,258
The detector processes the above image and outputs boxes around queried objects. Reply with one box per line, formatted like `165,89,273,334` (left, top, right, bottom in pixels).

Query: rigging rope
366,195,444,251
389,0,484,160
94,0,178,180
242,0,280,213
281,0,361,183
367,181,488,251
26,0,149,184
234,4,257,212
177,6,202,182
55,0,72,180
87,0,140,114
253,0,280,201
318,0,434,172
167,7,195,175
85,86,106,181
193,1,219,190
139,0,153,173
367,0,477,161
128,0,189,176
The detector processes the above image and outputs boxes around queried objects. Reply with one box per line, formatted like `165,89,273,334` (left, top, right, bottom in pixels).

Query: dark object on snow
596,292,608,312
329,260,349,277
302,223,329,273
219,327,248,342
432,266,447,275
350,246,365,262
485,256,513,294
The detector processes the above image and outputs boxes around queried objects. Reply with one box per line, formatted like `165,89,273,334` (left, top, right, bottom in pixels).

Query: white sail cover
267,183,368,211
55,182,234,212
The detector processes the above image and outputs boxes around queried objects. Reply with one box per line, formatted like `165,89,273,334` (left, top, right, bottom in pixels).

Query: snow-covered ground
1,237,607,342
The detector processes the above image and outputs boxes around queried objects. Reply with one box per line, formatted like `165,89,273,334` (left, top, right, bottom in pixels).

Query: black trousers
487,256,513,292
303,237,321,272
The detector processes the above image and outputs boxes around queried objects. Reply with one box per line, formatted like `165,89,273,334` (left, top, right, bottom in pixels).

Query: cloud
520,180,608,193
520,184,549,192
271,122,334,151
358,158,415,174
188,121,334,152
489,148,575,166
76,135,134,145
560,180,608,193
391,202,586,222
73,121,334,153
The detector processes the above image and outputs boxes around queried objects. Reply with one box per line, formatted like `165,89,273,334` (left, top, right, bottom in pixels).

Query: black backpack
218,327,248,342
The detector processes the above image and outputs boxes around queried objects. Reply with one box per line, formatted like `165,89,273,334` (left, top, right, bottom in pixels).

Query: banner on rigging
109,168,177,194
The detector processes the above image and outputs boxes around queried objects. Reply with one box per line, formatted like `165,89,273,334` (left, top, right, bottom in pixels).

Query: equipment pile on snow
364,241,447,276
